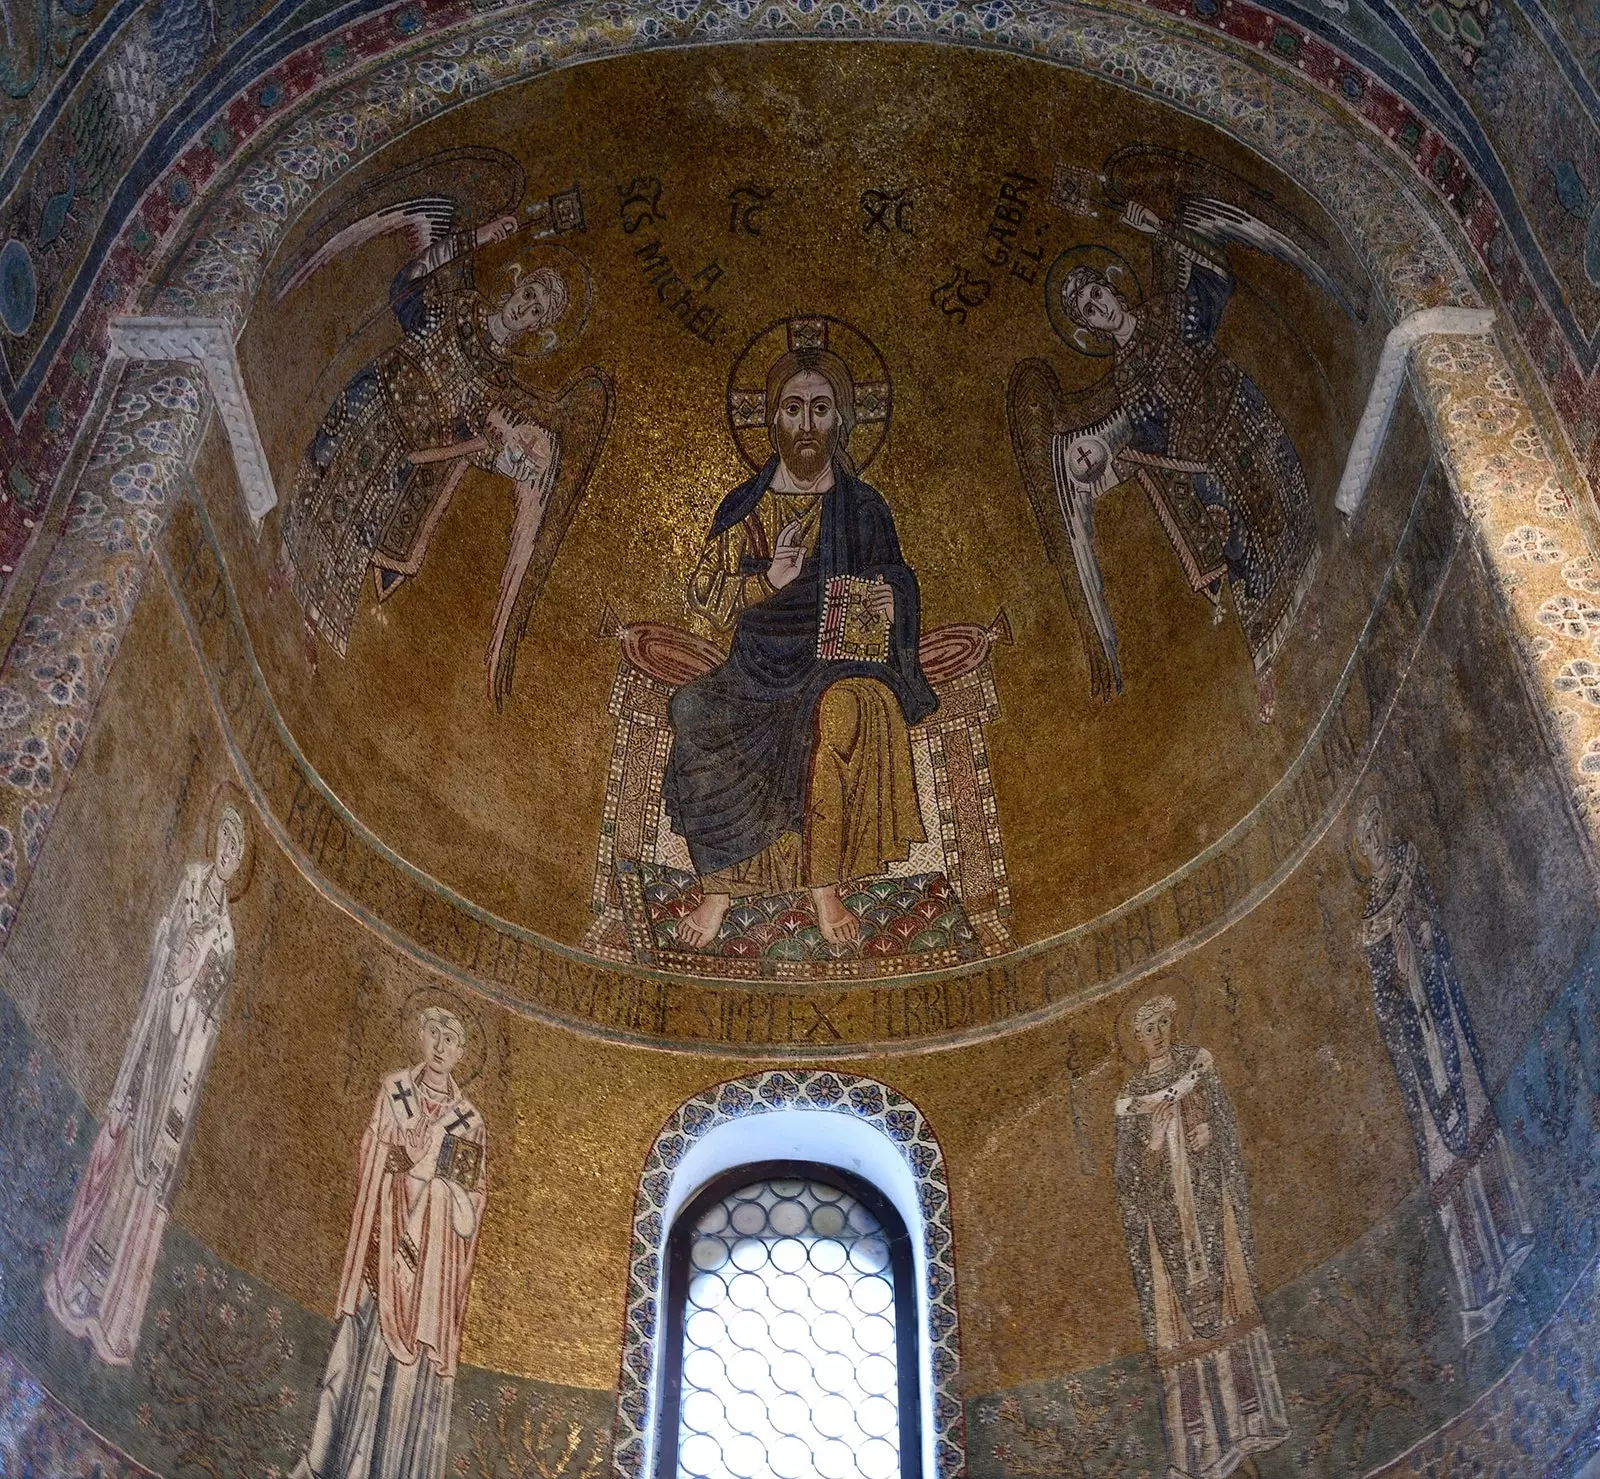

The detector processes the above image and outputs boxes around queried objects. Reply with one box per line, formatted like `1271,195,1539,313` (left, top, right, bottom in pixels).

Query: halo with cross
725,315,893,473
1044,244,1145,358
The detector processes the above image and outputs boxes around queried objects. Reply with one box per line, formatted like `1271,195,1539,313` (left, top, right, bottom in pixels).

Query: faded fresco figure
1114,995,1290,1479
274,153,613,709
1008,166,1356,721
662,347,936,950
1354,796,1533,1341
44,808,244,1365
292,1007,487,1479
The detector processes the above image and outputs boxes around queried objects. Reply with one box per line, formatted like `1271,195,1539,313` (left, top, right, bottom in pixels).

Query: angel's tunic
662,457,934,893
1361,841,1532,1341
1114,1044,1289,1479
1112,246,1318,676
45,862,235,1365
293,1067,487,1479
282,241,538,655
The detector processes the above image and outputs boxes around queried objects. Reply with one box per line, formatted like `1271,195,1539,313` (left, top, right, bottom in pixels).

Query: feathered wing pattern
490,368,616,710
1102,142,1365,321
1175,194,1357,320
269,146,526,302
272,197,458,302
1006,359,1125,701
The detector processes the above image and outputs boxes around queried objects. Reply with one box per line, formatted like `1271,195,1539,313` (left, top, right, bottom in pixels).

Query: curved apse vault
1,12,1599,1479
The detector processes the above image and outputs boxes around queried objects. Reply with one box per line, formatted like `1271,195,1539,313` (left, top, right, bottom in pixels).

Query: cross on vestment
445,1108,474,1135
390,1080,416,1119
1073,444,1098,476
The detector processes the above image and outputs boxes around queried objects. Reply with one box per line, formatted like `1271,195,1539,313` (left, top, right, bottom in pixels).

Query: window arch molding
611,1072,963,1479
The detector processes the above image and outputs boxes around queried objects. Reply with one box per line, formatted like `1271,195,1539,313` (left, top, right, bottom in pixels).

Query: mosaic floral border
149,1,1471,338
0,12,1592,1479
1409,334,1600,854
612,1071,963,1479
0,0,1486,603
0,359,209,938
0,0,1499,962
0,1348,158,1479
14,0,1590,568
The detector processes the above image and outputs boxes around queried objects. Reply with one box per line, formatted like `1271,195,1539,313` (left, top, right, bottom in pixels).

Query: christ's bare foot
677,891,731,950
811,886,860,947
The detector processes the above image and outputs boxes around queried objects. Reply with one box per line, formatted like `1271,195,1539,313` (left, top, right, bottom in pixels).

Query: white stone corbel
1335,305,1498,518
107,316,277,526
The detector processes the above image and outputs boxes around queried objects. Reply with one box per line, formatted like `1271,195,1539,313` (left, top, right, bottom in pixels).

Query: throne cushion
618,861,983,974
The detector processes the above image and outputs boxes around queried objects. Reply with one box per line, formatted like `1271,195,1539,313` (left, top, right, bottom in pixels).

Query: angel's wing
490,368,617,711
269,146,525,302
1006,359,1125,702
273,197,457,302
1103,142,1365,321
1176,195,1358,320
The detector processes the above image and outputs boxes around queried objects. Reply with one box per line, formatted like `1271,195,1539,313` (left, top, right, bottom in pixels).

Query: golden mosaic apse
184,43,1428,1054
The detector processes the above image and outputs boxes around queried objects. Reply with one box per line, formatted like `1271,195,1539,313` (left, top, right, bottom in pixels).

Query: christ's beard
775,427,834,484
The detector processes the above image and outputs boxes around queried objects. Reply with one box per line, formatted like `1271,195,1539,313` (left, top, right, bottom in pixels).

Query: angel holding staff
274,149,613,708
1008,146,1359,721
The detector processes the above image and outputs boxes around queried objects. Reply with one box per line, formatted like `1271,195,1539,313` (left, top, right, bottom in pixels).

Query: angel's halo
1043,244,1145,359
492,241,595,363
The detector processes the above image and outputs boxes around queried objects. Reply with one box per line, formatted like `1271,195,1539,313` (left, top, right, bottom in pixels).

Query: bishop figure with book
292,1007,488,1479
663,345,937,948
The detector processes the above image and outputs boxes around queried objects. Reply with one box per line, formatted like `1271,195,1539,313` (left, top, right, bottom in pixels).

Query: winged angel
1007,148,1359,721
273,148,614,709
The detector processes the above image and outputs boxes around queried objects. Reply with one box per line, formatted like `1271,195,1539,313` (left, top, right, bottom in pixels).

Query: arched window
658,1161,922,1479
611,1072,963,1479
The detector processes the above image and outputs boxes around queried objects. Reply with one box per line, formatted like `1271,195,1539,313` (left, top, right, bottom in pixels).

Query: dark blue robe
662,457,937,878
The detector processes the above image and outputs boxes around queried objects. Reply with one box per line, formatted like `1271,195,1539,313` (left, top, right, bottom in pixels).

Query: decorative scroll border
152,452,1464,1054
610,1072,962,1479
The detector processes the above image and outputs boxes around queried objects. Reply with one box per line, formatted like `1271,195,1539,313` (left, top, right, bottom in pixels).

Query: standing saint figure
1353,795,1532,1341
1113,995,1290,1479
293,1007,488,1479
275,153,613,709
45,806,245,1365
662,344,936,950
1007,186,1348,720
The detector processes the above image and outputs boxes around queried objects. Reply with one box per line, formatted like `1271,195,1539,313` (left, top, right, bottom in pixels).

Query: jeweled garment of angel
1008,146,1361,721
272,148,614,707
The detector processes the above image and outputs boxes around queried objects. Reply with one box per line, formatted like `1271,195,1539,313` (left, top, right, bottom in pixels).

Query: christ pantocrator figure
663,347,937,950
